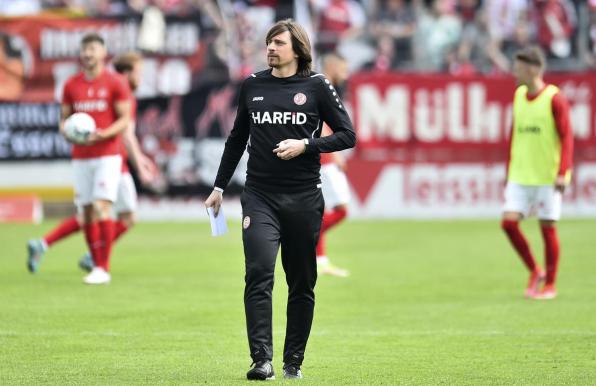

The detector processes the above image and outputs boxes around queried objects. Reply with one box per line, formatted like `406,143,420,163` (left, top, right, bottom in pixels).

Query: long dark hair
265,19,312,77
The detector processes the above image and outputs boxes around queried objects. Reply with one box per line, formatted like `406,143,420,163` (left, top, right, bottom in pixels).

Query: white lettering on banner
348,163,596,218
0,104,60,127
558,81,592,139
251,111,308,125
357,85,409,141
403,165,504,206
448,83,501,142
0,125,70,159
414,89,443,142
357,82,509,143
571,104,590,139
40,23,197,59
576,165,596,205
156,59,191,95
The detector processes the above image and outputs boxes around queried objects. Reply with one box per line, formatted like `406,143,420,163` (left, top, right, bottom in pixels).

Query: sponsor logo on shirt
73,100,108,112
519,126,541,134
251,111,308,125
252,96,264,101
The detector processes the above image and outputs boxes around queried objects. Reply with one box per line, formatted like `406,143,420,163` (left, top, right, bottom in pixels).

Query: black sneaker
283,364,303,379
246,360,275,381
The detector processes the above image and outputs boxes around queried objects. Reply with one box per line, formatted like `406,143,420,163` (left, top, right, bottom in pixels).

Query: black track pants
241,185,324,366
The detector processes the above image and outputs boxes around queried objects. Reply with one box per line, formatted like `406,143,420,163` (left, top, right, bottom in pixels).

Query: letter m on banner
356,84,409,142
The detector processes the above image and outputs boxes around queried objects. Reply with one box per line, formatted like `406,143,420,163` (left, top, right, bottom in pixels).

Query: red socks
113,220,129,242
541,224,560,286
321,207,347,233
501,220,537,272
45,216,128,272
317,207,348,257
316,232,326,257
84,222,101,267
44,216,81,246
98,219,115,271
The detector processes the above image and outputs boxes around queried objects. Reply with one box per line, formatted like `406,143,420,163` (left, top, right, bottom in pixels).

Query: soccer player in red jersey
316,53,351,277
78,52,157,271
27,51,156,280
501,46,573,300
27,33,131,285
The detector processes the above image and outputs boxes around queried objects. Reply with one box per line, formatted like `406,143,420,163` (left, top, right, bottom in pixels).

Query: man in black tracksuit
205,19,355,381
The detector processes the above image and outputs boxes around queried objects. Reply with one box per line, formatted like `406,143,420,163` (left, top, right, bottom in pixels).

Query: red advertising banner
349,73,596,163
0,15,207,102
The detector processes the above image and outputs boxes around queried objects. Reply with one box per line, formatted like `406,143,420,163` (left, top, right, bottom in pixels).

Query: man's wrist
214,187,224,193
302,138,309,154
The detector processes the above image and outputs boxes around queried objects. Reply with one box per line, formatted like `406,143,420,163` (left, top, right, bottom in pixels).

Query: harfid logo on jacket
251,111,307,125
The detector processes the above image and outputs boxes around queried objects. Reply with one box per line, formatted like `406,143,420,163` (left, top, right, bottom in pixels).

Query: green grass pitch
1,219,595,385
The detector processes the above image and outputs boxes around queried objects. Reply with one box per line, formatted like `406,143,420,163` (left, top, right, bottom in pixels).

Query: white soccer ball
64,112,96,144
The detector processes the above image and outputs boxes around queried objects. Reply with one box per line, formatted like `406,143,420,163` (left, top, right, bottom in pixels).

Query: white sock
317,255,329,265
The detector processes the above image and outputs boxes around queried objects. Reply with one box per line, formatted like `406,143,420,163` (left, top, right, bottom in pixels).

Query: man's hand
273,139,306,160
205,189,223,217
137,154,159,186
333,152,347,172
555,175,567,193
84,131,108,146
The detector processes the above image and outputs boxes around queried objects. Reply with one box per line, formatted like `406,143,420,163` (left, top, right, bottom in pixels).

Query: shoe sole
246,374,275,381
531,293,557,300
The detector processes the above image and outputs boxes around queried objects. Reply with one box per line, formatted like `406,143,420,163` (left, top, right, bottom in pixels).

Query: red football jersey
62,70,131,159
120,97,137,173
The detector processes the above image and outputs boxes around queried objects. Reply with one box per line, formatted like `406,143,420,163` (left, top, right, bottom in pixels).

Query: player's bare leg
501,211,544,297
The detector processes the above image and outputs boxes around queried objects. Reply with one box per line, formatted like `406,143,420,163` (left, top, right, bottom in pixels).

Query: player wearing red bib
501,46,573,300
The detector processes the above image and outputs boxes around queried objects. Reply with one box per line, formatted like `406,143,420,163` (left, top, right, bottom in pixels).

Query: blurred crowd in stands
2,0,594,75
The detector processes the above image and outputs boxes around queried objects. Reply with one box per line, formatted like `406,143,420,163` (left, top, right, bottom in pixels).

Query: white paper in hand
207,207,228,237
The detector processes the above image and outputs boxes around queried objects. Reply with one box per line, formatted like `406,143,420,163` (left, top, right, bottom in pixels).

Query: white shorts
503,182,562,220
321,163,350,208
114,172,138,214
72,155,122,205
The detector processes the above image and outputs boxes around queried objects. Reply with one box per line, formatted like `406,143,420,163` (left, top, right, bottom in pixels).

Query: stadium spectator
501,46,573,300
453,5,507,74
457,0,482,24
415,0,463,71
501,14,534,65
531,0,577,59
369,0,417,66
310,0,367,54
486,0,529,44
363,34,398,71
577,0,596,67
